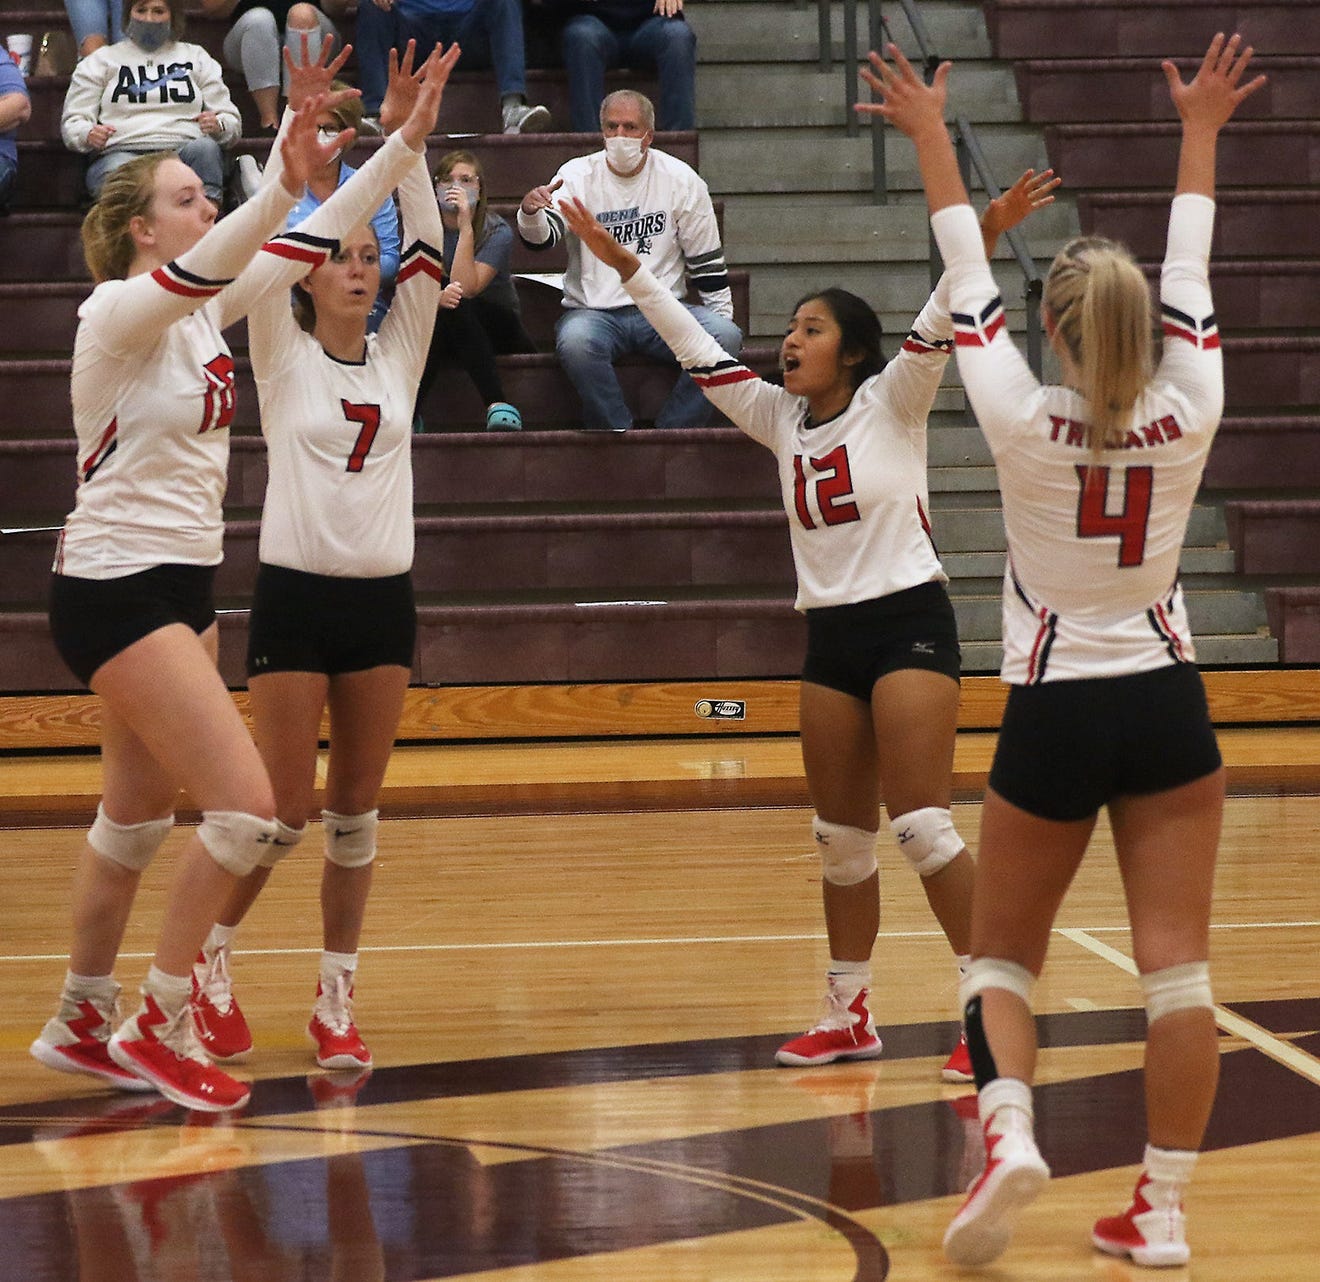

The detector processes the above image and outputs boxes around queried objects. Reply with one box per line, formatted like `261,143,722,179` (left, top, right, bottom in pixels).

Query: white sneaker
943,1108,1050,1267
1093,1172,1192,1267
502,101,552,135
236,154,263,201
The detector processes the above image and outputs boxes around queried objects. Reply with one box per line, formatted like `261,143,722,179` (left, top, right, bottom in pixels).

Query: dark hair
791,288,887,389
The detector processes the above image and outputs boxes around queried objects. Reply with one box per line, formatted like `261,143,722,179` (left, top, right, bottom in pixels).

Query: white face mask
603,135,646,173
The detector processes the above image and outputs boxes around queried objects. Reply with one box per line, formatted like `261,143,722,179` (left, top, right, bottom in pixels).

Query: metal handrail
821,0,1044,374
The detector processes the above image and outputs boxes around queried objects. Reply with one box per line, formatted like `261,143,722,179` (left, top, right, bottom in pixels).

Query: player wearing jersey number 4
859,33,1264,1269
29,94,361,1113
188,41,458,1077
557,163,1057,1083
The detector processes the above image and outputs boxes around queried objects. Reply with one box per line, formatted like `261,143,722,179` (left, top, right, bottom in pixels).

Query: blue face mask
128,18,171,51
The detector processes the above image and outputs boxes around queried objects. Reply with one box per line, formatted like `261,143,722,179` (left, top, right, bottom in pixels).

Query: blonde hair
325,80,365,134
1044,235,1153,452
433,148,488,244
80,151,175,283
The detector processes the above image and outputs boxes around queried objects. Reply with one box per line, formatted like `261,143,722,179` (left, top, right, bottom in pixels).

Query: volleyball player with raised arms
28,78,447,1110
187,42,457,1075
556,166,1057,1079
860,33,1264,1269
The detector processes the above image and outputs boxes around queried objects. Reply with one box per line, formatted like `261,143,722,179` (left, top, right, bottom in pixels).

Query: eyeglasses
435,172,480,188
317,126,345,146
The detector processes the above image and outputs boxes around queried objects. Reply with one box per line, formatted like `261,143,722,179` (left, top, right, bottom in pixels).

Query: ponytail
1044,237,1153,452
81,152,176,284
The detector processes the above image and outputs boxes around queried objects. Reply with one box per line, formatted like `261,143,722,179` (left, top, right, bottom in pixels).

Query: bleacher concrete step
702,126,1048,196
694,63,1021,129
724,198,1076,262
687,0,991,64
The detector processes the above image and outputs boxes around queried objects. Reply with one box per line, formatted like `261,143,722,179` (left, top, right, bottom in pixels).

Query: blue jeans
63,0,123,49
86,137,227,203
560,14,696,132
555,303,742,431
357,0,528,112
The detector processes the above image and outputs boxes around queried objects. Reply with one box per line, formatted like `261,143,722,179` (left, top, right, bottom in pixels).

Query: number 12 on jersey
793,445,861,529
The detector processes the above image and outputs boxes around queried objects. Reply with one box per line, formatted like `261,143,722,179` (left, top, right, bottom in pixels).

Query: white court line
1058,927,1320,1088
2,918,1317,966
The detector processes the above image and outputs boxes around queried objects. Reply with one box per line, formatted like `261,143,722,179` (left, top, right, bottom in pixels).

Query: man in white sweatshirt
517,88,740,431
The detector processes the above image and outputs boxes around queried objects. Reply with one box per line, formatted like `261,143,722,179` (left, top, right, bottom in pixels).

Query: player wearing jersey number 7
860,34,1264,1269
558,164,1057,1081
186,41,458,1079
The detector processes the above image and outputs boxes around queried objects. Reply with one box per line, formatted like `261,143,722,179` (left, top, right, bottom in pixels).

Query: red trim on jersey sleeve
397,254,445,286
150,264,228,298
693,366,759,389
261,231,339,269
1160,303,1219,350
952,298,1006,348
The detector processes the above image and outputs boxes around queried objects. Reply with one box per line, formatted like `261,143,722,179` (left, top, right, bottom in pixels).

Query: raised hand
282,32,355,112
379,39,422,135
520,176,563,216
1162,31,1266,130
857,44,950,141
278,93,354,196
396,42,462,151
558,197,639,279
981,167,1060,253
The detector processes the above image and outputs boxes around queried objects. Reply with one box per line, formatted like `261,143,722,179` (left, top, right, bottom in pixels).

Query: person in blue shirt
0,53,30,210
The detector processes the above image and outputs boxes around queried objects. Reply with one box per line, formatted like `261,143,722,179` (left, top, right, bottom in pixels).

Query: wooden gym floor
1,711,1318,1281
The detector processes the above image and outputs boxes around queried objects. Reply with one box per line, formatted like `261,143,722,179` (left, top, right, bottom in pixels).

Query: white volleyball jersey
932,194,1223,684
623,265,953,610
517,147,733,318
245,135,442,578
56,176,299,579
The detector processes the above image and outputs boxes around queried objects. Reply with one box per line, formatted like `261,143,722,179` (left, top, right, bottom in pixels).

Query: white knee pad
960,956,1036,1008
322,809,379,869
197,810,281,878
256,819,307,869
889,806,964,877
88,803,174,872
812,816,879,887
1141,961,1213,1024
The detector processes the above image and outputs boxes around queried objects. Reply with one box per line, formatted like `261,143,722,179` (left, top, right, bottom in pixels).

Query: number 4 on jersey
1075,464,1153,567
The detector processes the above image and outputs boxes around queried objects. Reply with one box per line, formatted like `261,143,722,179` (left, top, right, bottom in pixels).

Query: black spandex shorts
802,581,962,700
49,563,216,687
246,562,416,678
989,663,1223,822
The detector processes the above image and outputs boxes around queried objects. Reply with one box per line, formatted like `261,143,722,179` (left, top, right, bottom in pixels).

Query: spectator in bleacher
354,0,551,133
202,0,350,133
64,0,124,60
416,147,536,430
517,88,736,431
61,0,240,204
541,0,696,133
0,49,30,211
